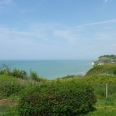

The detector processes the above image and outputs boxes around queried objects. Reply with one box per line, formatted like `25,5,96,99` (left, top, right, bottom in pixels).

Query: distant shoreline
0,60,92,79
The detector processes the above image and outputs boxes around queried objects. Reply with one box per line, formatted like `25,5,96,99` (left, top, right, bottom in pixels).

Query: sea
0,60,92,79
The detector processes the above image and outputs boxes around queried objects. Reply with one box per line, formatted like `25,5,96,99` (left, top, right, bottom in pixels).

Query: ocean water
0,60,92,79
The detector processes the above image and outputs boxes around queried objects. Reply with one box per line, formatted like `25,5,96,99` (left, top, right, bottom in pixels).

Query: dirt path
0,99,17,106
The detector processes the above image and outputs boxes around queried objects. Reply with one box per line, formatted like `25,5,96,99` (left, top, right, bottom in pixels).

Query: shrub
113,69,116,75
11,68,27,79
29,70,46,83
29,70,38,81
0,64,27,79
18,79,96,116
0,75,25,98
0,64,11,75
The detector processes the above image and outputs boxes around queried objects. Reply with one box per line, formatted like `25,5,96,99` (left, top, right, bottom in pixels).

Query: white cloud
104,0,108,2
4,0,12,3
104,0,112,3
0,24,81,59
0,19,116,59
0,0,12,4
53,30,79,44
0,0,13,9
0,26,47,59
78,19,116,27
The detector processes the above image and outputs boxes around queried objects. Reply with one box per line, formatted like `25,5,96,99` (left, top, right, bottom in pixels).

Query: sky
0,0,116,60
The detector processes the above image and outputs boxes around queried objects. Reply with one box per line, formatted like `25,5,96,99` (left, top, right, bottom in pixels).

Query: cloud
104,0,108,2
0,0,13,9
0,0,12,4
0,26,47,59
104,0,112,3
0,19,116,59
53,30,79,45
78,19,116,27
4,0,12,3
0,24,81,59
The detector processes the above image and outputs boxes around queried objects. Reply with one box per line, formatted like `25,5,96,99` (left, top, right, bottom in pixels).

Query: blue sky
0,0,116,60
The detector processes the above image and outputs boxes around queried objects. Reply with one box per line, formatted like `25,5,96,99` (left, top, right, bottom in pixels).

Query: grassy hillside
85,64,116,76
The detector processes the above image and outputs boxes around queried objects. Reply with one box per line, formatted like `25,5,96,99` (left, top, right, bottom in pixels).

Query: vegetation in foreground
0,64,116,115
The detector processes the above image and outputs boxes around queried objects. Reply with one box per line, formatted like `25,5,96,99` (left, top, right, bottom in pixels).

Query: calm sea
0,60,92,79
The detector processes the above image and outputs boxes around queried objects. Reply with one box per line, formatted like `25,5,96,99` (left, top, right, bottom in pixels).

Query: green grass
86,94,116,116
86,64,116,76
0,105,19,116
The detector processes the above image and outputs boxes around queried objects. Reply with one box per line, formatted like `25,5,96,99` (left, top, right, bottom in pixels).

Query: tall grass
0,75,25,98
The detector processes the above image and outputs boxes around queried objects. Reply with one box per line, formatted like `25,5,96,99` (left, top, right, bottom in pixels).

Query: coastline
0,60,92,79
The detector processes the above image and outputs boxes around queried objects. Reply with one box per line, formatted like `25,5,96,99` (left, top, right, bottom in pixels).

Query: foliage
81,75,116,99
18,79,96,116
113,69,116,75
29,70,39,81
0,75,25,98
0,64,11,75
0,64,27,79
61,74,81,79
86,94,116,116
85,64,116,76
99,55,116,62
29,69,47,83
11,68,27,79
93,55,116,66
1,63,116,115
0,106,19,116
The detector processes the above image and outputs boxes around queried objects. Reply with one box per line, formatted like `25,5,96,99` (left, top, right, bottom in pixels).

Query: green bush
113,69,116,75
0,64,11,75
29,70,38,81
29,70,47,83
11,68,27,79
0,75,25,98
0,64,27,79
18,79,96,116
